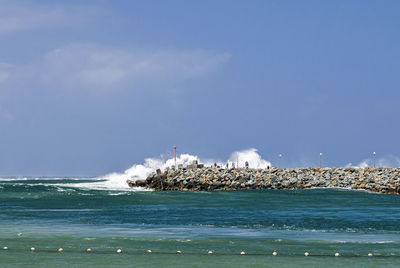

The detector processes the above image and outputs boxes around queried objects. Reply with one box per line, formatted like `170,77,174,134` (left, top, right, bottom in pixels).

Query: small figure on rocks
226,163,229,169
245,161,249,169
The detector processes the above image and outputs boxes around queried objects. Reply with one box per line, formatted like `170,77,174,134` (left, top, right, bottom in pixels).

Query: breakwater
127,165,400,194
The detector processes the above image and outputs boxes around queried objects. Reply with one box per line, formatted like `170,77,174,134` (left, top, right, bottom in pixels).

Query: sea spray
227,148,272,169
64,149,271,191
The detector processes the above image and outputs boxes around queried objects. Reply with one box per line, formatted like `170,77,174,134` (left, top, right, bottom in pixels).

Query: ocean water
1,178,400,267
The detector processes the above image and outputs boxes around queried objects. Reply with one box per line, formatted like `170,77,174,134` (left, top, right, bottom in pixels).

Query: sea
1,177,400,267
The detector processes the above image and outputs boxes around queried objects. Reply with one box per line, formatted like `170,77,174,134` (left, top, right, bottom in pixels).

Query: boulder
134,180,147,187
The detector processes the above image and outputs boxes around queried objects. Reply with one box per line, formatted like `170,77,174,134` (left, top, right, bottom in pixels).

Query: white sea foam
0,177,82,181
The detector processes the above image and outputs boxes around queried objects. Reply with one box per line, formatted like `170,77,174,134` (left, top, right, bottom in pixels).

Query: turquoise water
1,178,400,267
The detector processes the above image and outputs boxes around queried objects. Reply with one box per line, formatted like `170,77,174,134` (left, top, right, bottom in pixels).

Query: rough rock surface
127,167,400,194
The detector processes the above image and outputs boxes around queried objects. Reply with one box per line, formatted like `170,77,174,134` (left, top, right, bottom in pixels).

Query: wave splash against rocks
127,164,400,194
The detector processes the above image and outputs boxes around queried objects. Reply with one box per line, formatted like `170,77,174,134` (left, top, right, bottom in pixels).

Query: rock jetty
127,163,400,194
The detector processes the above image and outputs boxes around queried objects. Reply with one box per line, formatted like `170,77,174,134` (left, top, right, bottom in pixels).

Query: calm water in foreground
1,178,400,267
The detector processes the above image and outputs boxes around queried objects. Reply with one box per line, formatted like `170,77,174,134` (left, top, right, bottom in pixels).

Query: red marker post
174,146,177,169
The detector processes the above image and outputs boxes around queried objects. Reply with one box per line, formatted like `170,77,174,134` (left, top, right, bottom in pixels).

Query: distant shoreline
127,166,400,194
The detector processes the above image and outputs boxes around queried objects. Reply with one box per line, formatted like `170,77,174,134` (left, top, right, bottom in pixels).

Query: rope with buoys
0,247,388,257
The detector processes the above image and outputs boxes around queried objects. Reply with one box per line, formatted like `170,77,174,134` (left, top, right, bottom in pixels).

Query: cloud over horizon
0,44,231,94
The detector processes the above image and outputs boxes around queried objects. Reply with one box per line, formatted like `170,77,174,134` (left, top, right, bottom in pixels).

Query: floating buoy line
0,247,388,257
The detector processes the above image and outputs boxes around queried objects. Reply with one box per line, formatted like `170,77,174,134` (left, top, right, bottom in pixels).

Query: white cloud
0,1,99,35
0,44,231,93
39,45,230,91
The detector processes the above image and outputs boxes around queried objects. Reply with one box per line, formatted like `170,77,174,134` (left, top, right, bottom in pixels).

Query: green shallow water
1,178,400,267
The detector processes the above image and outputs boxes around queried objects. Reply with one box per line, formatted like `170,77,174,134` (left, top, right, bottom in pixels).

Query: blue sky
0,0,399,176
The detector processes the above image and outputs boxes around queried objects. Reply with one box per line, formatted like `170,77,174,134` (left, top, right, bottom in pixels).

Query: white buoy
86,248,92,253
208,250,213,255
272,251,277,256
334,252,340,257
3,246,8,250
146,249,152,253
304,252,309,256
58,248,63,252
240,251,246,255
368,253,373,257
117,249,122,253
176,250,182,254
30,247,35,252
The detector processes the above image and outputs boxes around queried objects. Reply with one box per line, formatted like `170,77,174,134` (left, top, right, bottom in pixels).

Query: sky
0,0,399,176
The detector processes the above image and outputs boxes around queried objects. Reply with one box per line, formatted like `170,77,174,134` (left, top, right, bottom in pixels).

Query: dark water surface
1,178,400,267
